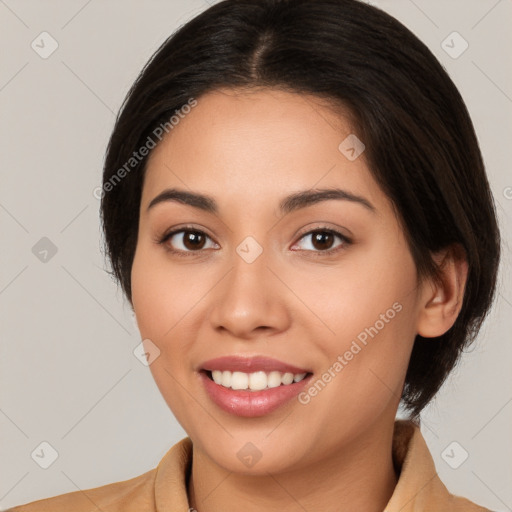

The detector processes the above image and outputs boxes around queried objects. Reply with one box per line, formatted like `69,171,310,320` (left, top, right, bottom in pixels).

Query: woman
9,0,500,510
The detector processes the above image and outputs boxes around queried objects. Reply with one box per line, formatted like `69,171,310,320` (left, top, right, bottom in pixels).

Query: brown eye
182,231,206,250
292,228,350,254
161,229,218,254
311,231,335,250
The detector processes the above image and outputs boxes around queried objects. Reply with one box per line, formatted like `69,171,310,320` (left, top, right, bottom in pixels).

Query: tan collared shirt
8,420,491,511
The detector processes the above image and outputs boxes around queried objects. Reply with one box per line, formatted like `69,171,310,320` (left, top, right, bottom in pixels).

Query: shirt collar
153,419,483,511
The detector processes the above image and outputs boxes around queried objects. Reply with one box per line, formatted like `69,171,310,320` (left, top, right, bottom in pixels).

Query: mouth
200,369,312,392
197,356,314,417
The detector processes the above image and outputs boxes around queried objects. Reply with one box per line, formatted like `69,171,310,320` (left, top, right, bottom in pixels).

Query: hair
100,0,500,419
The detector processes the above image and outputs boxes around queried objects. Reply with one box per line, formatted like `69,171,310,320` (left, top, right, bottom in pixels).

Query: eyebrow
147,187,376,214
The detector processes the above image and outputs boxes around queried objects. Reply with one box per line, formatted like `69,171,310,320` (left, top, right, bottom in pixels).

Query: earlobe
417,245,468,338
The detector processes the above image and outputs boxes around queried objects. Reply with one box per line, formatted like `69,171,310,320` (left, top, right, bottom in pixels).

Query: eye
157,226,351,256
158,228,219,254
291,228,351,254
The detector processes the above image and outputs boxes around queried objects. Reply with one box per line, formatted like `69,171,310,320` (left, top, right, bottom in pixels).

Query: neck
187,419,398,512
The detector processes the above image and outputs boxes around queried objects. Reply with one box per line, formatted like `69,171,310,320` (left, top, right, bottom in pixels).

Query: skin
130,88,468,512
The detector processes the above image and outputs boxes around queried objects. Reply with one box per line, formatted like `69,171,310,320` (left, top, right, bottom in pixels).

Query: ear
417,244,468,338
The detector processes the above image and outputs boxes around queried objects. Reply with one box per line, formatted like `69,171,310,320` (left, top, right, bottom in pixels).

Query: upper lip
200,356,311,374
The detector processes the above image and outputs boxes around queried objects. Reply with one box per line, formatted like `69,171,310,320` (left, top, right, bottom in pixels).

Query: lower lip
199,371,312,417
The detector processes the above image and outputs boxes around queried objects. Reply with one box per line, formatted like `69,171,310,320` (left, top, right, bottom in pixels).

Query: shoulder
6,438,193,512
389,420,494,512
446,494,495,512
6,467,158,512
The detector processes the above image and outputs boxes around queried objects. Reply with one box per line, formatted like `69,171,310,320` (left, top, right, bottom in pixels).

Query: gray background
1,0,511,510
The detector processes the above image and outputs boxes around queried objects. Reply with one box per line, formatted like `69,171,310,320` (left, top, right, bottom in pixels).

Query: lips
197,355,313,417
199,355,311,374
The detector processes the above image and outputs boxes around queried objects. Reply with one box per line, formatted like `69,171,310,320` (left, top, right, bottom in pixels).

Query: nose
207,244,292,339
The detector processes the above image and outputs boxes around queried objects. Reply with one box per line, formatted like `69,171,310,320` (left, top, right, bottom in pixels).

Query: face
131,88,426,474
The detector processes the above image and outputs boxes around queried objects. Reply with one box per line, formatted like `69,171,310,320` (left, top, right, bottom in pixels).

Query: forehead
141,87,385,213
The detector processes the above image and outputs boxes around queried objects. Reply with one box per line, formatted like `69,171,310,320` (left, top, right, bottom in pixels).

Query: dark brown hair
100,0,500,418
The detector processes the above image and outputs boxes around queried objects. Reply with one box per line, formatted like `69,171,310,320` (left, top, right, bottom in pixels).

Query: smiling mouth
201,369,313,392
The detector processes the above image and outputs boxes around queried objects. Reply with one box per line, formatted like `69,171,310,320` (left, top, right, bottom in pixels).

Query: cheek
286,238,418,344
130,246,214,394
131,246,205,341
299,304,417,433
299,245,419,406
131,249,201,422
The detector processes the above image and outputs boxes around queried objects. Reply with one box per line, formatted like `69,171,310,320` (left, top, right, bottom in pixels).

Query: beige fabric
8,420,491,511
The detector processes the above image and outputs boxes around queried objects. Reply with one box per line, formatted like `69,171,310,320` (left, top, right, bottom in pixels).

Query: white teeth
281,372,294,385
249,371,267,391
209,369,308,391
221,370,231,387
231,371,249,390
212,370,223,385
267,371,282,388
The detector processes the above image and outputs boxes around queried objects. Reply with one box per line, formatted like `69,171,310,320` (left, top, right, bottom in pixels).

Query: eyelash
156,225,352,258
